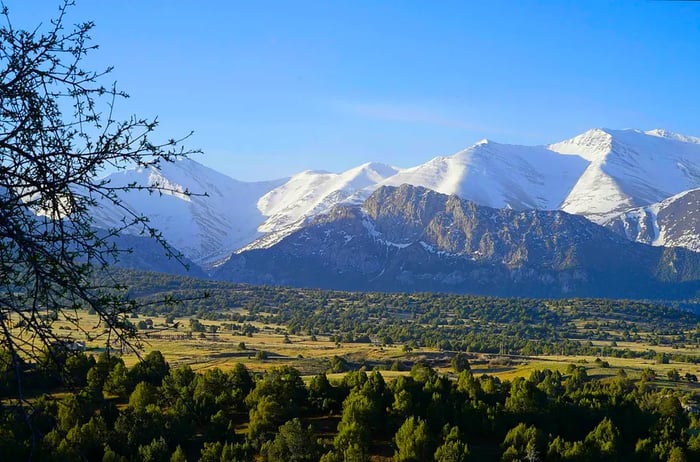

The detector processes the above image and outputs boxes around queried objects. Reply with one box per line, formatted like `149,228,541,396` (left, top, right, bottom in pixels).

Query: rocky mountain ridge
89,127,700,278
215,185,700,299
605,188,700,252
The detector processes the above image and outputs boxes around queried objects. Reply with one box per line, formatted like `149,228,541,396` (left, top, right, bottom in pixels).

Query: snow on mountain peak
347,162,402,184
254,161,400,238
91,126,700,264
644,128,700,144
551,128,700,221
92,157,285,267
548,128,613,161
378,139,588,211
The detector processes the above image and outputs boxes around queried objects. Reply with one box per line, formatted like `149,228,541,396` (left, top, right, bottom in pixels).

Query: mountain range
91,127,700,298
216,184,700,298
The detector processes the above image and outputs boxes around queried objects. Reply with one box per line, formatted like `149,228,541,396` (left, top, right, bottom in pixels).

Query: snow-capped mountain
605,188,700,252
550,128,700,222
244,127,700,250
245,162,399,250
216,185,700,298
91,158,285,266
92,127,700,271
375,140,588,210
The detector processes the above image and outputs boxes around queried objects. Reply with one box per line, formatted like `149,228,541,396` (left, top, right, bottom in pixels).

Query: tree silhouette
0,0,197,405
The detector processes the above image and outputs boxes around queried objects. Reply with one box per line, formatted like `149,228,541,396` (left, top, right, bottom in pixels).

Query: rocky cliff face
216,185,700,298
362,185,625,269
605,188,700,253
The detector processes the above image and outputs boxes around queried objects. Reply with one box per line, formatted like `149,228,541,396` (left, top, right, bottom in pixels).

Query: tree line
109,270,700,363
2,347,700,461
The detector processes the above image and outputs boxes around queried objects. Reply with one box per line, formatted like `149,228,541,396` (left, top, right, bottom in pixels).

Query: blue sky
7,1,700,181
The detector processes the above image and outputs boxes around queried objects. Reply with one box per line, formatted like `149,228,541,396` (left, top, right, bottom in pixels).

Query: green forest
1,348,699,461
110,270,700,361
3,273,700,461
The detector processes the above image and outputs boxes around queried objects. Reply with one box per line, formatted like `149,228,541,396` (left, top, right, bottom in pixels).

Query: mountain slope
91,158,285,266
216,185,700,298
605,188,700,252
106,233,206,277
549,128,700,222
241,162,399,250
90,128,700,268
245,127,700,252
376,140,588,210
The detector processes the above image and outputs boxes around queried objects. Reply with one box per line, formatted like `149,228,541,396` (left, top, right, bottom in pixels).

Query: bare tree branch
0,0,202,421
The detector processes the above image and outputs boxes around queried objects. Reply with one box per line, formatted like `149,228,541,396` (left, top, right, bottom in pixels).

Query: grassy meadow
49,307,700,391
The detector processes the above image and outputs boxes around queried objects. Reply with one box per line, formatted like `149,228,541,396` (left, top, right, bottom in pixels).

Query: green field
49,303,700,392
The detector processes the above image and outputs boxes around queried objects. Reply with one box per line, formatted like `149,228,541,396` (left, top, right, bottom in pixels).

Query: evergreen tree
434,425,469,462
393,416,430,462
260,418,321,462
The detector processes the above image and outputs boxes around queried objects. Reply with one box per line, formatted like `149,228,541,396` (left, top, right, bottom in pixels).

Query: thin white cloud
332,100,562,144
